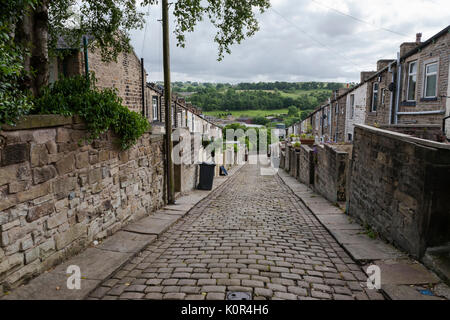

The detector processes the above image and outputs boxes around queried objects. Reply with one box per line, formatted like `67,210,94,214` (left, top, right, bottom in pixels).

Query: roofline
401,25,450,61
291,25,450,128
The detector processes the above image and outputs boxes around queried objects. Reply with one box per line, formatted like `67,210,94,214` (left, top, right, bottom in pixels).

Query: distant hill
167,81,347,94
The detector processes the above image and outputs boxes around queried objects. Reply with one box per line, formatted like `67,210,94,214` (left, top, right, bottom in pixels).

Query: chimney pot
416,33,422,44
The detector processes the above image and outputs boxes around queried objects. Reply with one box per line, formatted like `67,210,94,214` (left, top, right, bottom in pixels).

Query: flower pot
300,138,315,146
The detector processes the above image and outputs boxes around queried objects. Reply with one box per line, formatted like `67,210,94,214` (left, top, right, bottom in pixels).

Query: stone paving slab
52,248,134,280
154,209,185,216
2,272,100,300
382,284,444,300
97,231,157,254
375,260,441,285
164,203,195,212
315,214,355,226
306,203,345,215
343,243,405,261
123,216,179,235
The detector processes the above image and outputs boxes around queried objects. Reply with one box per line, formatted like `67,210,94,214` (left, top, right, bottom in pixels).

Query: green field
203,109,289,118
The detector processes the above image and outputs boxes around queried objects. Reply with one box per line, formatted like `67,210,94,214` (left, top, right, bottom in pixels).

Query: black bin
197,162,216,190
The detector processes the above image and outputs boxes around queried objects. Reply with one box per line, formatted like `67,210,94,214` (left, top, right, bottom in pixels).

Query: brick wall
397,33,449,125
0,115,165,291
365,67,393,126
85,49,145,114
348,124,450,258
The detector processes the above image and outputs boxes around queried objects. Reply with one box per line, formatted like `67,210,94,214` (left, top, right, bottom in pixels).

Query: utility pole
162,0,175,204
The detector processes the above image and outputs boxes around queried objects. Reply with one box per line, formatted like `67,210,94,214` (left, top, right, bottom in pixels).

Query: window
407,61,417,101
348,133,353,142
371,82,378,112
335,103,339,115
152,96,158,121
424,62,438,98
381,89,386,105
349,94,355,119
171,106,174,126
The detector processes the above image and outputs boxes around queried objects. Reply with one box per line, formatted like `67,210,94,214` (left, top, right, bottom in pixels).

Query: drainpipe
394,52,401,124
388,61,394,125
83,36,89,81
141,58,145,118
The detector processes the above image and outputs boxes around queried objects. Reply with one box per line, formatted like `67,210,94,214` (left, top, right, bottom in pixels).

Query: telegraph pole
162,0,175,204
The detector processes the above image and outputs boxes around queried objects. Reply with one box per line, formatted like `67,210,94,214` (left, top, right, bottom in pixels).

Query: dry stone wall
0,115,165,291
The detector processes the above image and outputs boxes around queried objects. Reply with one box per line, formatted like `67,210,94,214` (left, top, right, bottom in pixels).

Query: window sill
420,97,438,102
401,101,417,107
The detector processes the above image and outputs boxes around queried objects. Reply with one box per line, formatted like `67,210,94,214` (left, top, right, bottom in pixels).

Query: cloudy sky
130,0,450,84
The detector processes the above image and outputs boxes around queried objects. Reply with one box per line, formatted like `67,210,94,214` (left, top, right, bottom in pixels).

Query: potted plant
300,133,315,146
293,141,301,150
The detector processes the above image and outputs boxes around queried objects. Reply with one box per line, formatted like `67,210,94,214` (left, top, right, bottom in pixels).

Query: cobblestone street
88,164,384,300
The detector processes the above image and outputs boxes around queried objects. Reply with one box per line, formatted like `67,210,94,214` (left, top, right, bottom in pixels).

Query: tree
8,0,271,96
0,0,37,128
288,106,298,117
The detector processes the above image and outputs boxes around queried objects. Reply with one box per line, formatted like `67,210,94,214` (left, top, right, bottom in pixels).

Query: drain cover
226,292,252,300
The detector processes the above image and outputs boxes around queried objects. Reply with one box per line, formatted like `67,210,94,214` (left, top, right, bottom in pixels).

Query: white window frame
406,61,417,102
152,96,158,121
381,88,386,106
371,82,378,112
424,62,438,98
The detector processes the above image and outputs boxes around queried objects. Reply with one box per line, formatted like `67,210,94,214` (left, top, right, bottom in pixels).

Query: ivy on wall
33,74,150,150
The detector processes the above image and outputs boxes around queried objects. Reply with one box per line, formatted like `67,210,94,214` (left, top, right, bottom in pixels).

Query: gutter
396,110,445,115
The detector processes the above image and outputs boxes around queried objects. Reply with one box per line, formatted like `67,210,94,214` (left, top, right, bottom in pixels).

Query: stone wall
381,124,445,142
313,144,350,203
0,115,165,291
298,145,314,186
173,129,200,194
289,147,300,179
348,124,450,259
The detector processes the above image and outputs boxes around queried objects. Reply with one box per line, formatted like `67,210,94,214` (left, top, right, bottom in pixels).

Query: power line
310,0,410,38
270,7,364,71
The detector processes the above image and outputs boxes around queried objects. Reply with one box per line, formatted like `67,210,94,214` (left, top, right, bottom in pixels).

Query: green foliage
287,106,298,117
252,116,270,126
33,75,149,150
150,0,272,60
0,0,37,129
188,86,331,112
47,0,146,64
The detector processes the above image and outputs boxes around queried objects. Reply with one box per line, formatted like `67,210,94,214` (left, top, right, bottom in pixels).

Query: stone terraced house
292,25,450,143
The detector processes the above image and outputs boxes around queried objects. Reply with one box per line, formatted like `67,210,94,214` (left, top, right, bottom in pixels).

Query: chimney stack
416,33,422,44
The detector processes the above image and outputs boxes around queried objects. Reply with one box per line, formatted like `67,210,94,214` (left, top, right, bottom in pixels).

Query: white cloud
130,0,450,83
